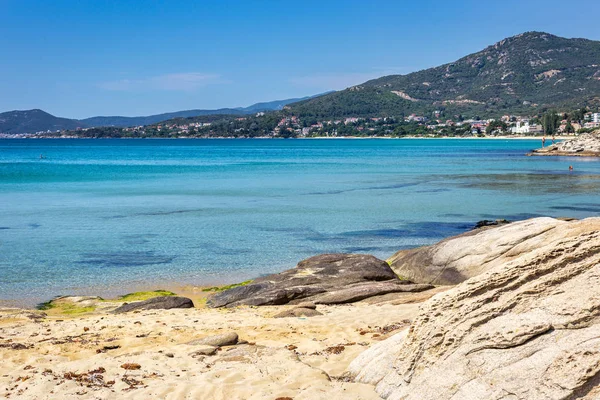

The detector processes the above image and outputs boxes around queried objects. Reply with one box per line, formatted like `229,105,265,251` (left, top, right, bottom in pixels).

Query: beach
5,215,600,399
0,288,445,399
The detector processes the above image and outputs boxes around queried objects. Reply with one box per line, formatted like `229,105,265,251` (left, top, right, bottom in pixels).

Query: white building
511,121,543,134
592,113,600,123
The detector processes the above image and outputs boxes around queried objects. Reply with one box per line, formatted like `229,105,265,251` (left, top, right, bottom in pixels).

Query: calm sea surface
2,138,600,306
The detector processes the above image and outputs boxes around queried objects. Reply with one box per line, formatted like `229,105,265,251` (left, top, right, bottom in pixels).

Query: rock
294,302,317,309
206,282,273,308
349,216,600,400
112,296,194,313
346,329,409,385
207,254,430,308
25,312,47,320
273,307,323,318
529,133,600,157
387,217,566,285
473,219,510,229
188,345,218,356
311,282,434,305
186,332,238,347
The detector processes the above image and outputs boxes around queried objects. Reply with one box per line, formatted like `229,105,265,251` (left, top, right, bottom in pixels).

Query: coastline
0,276,257,310
0,135,568,140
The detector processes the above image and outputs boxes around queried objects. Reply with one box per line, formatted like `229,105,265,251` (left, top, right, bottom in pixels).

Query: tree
565,121,575,133
486,120,508,135
542,112,560,134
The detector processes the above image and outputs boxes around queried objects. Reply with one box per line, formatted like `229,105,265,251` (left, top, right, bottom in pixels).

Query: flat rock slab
312,282,434,305
294,302,317,309
186,332,239,347
387,217,566,285
188,345,218,356
207,253,408,308
273,307,323,318
112,296,194,313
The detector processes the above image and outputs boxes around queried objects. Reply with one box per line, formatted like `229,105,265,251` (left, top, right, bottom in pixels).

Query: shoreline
0,135,571,140
0,277,255,311
0,213,579,310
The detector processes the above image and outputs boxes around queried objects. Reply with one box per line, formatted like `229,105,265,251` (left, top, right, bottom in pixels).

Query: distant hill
290,32,600,118
0,94,324,134
79,95,323,128
0,109,86,134
80,109,247,128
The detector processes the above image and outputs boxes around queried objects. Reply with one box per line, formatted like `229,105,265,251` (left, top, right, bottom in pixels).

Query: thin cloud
289,68,412,91
98,72,230,92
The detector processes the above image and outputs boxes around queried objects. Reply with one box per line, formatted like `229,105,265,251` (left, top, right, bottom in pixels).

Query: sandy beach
0,289,445,399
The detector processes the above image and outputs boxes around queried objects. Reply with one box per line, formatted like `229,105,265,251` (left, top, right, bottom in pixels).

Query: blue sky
3,0,600,118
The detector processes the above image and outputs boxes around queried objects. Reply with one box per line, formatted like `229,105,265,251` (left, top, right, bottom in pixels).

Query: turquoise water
2,138,600,306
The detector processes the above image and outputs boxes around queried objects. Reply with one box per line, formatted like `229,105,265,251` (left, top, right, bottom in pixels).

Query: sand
0,289,445,400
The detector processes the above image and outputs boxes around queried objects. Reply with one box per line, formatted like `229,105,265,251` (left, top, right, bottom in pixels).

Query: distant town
2,109,600,139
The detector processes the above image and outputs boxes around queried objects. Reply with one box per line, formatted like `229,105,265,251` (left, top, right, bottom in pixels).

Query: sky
3,0,600,119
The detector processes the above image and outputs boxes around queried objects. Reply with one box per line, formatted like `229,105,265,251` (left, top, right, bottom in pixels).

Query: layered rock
348,217,600,400
529,133,600,156
113,296,194,313
387,217,566,285
207,254,433,308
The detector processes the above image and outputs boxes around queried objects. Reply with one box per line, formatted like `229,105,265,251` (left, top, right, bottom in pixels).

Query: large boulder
207,254,431,308
112,296,194,313
387,217,566,285
348,217,600,400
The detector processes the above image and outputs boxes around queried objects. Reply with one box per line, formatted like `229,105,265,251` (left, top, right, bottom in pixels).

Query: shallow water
1,138,599,305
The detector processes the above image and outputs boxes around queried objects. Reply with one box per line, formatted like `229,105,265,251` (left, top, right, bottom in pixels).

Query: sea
2,138,600,306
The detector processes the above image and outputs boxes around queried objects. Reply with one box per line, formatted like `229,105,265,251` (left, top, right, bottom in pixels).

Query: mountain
0,95,324,134
79,109,247,128
289,32,600,119
79,95,324,128
238,94,332,113
0,109,86,134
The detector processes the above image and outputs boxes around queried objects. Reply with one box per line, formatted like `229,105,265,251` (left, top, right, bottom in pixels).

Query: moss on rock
202,280,253,293
117,290,177,302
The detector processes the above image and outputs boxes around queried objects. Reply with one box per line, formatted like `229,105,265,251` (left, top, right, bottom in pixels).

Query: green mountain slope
289,32,600,118
0,109,86,134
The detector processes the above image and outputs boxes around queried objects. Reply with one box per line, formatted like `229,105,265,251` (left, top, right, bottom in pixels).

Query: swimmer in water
569,165,573,171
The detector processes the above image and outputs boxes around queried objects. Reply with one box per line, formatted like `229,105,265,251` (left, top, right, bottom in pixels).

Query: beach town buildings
405,114,428,123
511,120,543,134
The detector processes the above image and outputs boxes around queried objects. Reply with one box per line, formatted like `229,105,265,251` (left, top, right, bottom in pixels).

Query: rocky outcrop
387,217,566,285
529,133,600,156
348,217,600,400
112,296,194,313
207,254,432,308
